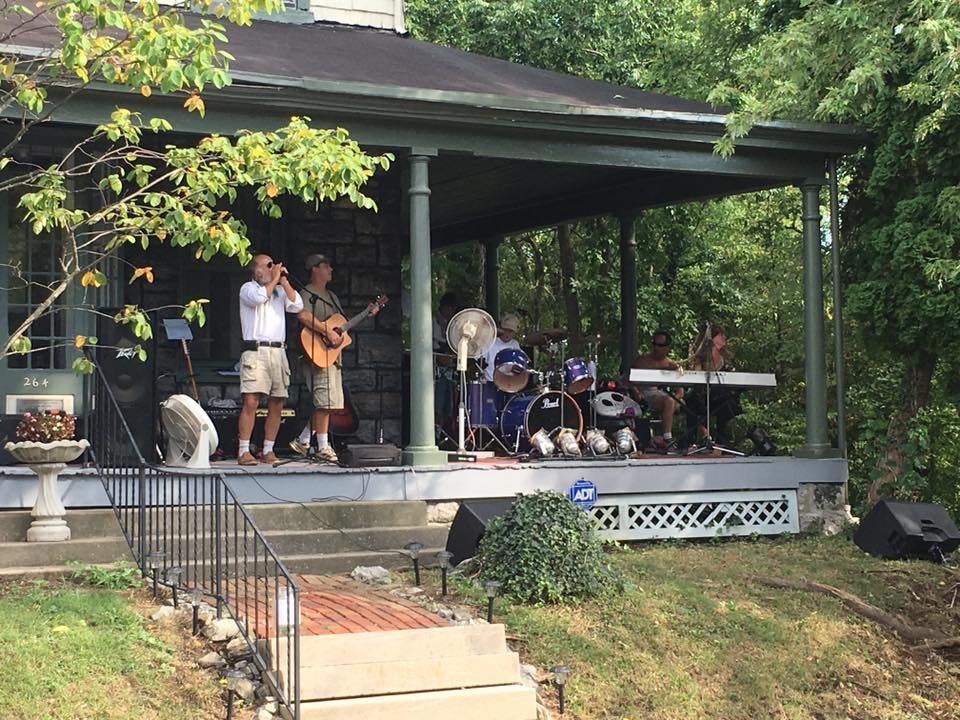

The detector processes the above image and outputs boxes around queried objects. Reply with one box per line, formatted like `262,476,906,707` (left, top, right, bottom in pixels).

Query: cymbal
524,328,568,346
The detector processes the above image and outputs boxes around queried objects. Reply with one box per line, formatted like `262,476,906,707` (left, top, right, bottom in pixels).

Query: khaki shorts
306,363,344,410
642,388,672,410
240,347,290,398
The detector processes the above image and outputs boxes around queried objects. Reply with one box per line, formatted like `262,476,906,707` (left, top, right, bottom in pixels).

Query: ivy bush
477,491,623,604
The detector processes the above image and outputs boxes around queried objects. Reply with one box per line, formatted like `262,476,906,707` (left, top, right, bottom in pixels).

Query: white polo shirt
483,336,521,383
239,280,304,343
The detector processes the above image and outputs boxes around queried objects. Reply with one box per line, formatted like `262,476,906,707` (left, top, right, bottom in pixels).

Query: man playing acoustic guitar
291,253,381,463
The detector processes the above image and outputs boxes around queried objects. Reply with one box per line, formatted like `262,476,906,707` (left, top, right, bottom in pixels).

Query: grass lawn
0,579,224,720
446,535,960,720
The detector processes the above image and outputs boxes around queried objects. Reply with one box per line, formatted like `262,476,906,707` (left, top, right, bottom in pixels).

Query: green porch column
619,212,638,373
484,236,502,320
403,150,447,466
797,182,838,458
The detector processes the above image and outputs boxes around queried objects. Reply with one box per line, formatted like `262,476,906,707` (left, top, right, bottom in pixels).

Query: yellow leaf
155,228,167,240
140,85,152,98
74,335,85,348
51,625,70,634
183,92,205,116
265,182,278,198
130,266,154,284
80,270,101,288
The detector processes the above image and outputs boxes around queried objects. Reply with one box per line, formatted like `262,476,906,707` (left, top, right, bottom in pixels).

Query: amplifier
204,407,301,458
339,444,402,468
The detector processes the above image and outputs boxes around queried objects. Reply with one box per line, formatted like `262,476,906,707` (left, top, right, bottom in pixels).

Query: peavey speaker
446,498,514,566
854,501,960,560
339,444,401,468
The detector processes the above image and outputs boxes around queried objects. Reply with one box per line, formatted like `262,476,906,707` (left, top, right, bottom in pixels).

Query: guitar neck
339,308,371,333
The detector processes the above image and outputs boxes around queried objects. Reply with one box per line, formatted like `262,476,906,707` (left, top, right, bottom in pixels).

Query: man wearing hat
291,253,380,463
482,313,522,384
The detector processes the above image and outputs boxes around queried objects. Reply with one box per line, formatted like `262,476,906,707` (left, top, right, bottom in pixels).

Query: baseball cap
500,313,520,332
304,253,330,270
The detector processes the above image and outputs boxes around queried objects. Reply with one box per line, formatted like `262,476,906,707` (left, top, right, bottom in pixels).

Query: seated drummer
627,330,682,449
482,312,522,383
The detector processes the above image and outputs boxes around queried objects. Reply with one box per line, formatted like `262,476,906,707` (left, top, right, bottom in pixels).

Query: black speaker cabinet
96,311,156,462
854,501,960,560
446,498,514,566
340,444,401,467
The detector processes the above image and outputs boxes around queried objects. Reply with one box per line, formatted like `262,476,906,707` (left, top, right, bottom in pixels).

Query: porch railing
86,358,300,720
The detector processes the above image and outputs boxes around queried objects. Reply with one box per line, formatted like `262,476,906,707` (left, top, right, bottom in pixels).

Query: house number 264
23,376,50,388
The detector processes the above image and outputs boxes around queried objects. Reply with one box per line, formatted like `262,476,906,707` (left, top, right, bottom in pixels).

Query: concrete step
299,685,538,720
0,537,131,568
0,508,121,542
245,501,428,532
302,652,521,701
280,548,444,576
262,525,450,557
297,625,508,666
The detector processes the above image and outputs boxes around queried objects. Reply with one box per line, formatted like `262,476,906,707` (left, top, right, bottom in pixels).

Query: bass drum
500,391,583,450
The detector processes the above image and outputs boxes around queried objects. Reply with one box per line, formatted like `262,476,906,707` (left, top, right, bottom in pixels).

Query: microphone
280,271,288,279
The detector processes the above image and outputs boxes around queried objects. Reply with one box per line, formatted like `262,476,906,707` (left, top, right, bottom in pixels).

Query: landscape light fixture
435,550,454,595
146,550,165,598
551,664,571,714
222,668,245,720
188,587,204,635
165,566,183,609
483,579,501,623
403,541,424,586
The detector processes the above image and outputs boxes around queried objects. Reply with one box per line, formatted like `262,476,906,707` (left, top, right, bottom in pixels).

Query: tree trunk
867,351,937,505
556,223,581,354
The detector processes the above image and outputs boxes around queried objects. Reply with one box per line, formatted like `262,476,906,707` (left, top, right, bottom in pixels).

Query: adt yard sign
569,478,597,510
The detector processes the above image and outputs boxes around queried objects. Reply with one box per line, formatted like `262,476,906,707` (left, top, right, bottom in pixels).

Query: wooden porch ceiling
427,155,781,247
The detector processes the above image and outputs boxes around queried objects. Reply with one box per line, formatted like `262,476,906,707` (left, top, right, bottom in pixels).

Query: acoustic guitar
300,294,388,369
329,385,360,437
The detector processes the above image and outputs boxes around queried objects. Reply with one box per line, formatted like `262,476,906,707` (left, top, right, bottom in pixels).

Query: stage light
551,664,571,714
435,550,454,595
403,541,424,586
483,579,501,623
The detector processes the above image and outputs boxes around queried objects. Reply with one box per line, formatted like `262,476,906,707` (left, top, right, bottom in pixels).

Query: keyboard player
626,330,683,450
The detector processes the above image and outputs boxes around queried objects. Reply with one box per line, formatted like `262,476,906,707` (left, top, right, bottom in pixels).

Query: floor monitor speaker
853,500,960,560
446,498,514,566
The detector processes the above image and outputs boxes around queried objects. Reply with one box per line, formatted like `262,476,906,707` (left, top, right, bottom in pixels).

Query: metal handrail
85,355,301,719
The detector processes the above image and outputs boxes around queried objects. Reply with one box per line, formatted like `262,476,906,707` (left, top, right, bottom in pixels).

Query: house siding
310,0,404,32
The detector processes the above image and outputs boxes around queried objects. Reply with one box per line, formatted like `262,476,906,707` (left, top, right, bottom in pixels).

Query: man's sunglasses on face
652,341,670,348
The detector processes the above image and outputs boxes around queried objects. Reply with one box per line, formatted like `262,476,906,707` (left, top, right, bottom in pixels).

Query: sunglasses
652,341,670,348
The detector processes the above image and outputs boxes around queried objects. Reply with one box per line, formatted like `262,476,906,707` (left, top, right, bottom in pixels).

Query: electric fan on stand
445,308,496,458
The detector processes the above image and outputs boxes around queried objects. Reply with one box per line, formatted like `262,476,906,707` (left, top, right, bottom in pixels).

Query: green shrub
68,561,143,589
477,490,623,604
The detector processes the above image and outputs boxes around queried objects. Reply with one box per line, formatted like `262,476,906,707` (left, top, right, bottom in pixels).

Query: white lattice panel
589,490,799,540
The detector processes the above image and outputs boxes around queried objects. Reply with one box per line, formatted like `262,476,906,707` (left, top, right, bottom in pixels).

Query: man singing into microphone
237,254,303,465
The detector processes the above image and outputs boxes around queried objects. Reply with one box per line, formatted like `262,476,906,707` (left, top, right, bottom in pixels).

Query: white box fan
160,394,219,468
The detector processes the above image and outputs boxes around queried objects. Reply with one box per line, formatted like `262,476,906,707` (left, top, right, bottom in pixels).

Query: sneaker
261,451,279,465
317,446,339,464
289,438,309,457
238,451,257,466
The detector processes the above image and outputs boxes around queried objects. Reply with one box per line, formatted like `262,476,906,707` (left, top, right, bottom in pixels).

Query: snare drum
494,348,531,393
466,381,498,426
563,357,593,395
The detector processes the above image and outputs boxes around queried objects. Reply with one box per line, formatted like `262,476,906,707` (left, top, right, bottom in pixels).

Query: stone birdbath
4,438,89,542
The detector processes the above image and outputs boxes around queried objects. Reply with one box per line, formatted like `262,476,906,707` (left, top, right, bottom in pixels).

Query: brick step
262,525,449,557
299,685,538,720
0,537,130,569
296,625,508,666
0,508,121,542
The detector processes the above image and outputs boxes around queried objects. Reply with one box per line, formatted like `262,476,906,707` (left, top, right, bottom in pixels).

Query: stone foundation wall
797,483,854,536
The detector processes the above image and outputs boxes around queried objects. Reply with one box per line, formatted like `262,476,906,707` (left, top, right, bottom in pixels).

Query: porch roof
3,17,865,245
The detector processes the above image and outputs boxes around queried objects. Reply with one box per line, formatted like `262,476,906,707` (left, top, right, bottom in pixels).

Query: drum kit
459,335,646,459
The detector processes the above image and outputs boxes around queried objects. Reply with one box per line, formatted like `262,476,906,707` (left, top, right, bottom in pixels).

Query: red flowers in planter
15,410,77,443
